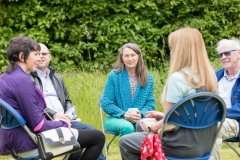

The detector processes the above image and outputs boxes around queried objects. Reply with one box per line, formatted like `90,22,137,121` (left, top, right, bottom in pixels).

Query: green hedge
1,0,240,71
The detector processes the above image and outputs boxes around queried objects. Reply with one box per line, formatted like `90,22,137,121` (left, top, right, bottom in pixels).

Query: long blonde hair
161,28,218,104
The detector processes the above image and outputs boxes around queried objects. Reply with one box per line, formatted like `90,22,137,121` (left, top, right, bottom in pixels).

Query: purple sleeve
14,77,68,133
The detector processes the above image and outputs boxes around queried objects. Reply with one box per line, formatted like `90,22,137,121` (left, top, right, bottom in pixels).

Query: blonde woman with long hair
119,27,218,159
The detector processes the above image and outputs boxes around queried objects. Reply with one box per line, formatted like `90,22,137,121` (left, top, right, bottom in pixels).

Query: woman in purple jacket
0,35,105,160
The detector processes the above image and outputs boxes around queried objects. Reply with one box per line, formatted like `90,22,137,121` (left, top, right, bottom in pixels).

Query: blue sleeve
139,74,155,117
226,103,240,120
102,72,126,118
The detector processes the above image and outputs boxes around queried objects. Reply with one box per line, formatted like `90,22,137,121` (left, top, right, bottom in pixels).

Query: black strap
56,128,65,144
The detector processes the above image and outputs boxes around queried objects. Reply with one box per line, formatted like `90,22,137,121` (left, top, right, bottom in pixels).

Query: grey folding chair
99,94,119,160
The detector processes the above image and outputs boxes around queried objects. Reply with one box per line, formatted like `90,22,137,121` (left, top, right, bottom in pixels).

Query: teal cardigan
102,68,155,118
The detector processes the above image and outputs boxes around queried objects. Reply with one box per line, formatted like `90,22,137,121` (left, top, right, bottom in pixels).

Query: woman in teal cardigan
102,43,155,137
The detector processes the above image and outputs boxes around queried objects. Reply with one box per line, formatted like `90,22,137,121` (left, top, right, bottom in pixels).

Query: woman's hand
124,111,141,123
146,111,164,120
62,119,71,128
140,120,151,132
124,112,131,120
53,113,72,128
128,111,141,123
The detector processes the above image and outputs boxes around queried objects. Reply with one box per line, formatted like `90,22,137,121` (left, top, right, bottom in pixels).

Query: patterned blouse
129,74,137,98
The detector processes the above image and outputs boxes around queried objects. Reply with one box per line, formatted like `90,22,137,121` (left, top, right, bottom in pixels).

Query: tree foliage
1,0,240,71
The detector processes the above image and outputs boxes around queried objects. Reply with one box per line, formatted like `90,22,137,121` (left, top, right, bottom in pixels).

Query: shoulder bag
37,127,81,160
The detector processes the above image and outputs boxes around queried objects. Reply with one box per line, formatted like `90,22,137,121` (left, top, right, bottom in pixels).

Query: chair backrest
0,99,37,143
160,92,226,155
0,99,26,129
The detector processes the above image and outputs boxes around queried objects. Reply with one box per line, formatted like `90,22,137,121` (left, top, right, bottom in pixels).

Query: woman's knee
120,124,135,136
95,130,105,144
77,129,105,146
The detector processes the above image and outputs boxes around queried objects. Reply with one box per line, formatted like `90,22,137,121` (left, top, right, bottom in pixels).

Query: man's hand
53,113,71,121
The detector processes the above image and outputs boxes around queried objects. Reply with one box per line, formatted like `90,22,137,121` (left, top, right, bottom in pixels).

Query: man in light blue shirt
36,68,65,114
210,38,240,160
30,43,105,160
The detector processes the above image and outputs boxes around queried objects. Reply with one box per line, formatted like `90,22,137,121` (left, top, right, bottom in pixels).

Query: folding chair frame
99,104,119,160
223,137,240,158
0,99,73,160
159,92,226,160
99,94,120,160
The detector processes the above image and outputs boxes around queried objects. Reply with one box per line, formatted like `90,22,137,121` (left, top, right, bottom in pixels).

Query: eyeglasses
40,52,49,56
217,49,237,58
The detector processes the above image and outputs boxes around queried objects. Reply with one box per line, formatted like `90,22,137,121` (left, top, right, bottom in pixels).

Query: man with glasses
29,43,105,160
210,38,240,160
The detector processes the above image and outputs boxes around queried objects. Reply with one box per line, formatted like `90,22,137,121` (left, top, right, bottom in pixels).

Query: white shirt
36,68,64,113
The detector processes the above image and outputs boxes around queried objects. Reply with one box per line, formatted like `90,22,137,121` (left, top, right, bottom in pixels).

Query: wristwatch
148,126,152,132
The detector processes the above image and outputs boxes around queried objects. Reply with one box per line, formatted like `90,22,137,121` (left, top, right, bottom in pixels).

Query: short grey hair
216,38,240,52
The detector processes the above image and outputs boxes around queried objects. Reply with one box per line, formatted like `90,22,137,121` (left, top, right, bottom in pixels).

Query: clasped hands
124,111,141,123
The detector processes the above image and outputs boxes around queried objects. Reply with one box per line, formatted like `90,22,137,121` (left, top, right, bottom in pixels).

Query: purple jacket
0,66,68,155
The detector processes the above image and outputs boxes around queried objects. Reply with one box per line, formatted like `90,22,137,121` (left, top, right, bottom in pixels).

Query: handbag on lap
37,127,81,160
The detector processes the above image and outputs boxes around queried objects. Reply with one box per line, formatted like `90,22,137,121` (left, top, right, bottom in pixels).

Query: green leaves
1,0,240,72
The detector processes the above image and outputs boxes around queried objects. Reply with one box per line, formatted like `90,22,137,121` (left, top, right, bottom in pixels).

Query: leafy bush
1,0,240,71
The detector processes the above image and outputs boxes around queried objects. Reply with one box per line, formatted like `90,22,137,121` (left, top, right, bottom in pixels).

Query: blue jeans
71,121,96,130
70,121,105,160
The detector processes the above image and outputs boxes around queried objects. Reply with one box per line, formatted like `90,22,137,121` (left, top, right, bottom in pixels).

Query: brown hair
113,43,148,87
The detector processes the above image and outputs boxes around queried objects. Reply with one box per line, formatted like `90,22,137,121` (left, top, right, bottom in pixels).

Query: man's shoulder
215,68,224,76
48,68,63,79
51,72,64,81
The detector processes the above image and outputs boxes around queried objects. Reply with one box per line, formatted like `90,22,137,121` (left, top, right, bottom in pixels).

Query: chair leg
104,141,109,160
62,154,70,160
224,141,240,158
99,107,109,159
107,135,118,152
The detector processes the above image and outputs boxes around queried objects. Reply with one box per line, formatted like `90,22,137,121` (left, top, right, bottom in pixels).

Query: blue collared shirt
218,70,239,108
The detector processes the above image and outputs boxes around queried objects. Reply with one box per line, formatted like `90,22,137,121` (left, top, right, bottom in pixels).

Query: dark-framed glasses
40,52,49,56
217,49,237,58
